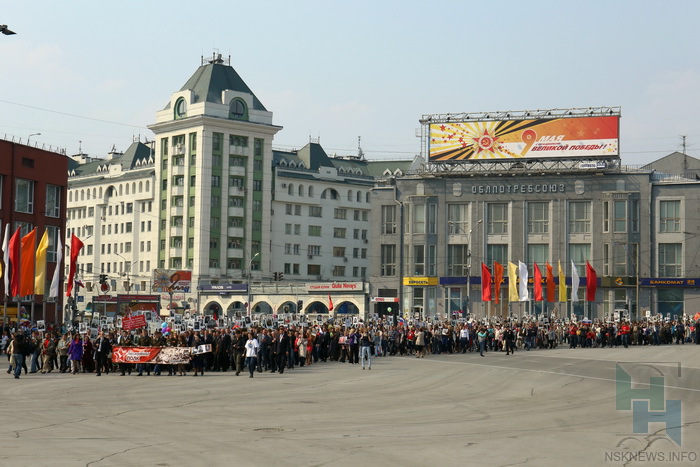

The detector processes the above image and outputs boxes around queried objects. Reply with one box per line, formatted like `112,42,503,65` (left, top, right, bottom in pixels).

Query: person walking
8,333,24,379
359,328,372,369
94,331,112,376
244,332,259,378
477,327,488,357
68,334,83,375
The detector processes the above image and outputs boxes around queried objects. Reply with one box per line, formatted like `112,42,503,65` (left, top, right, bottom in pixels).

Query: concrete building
66,141,157,313
369,153,700,321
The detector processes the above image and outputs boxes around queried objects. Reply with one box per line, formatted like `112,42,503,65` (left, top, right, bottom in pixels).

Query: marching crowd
3,317,700,380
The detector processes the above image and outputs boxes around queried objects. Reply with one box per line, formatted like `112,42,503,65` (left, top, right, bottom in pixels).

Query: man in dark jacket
94,330,112,376
275,328,289,374
232,329,246,376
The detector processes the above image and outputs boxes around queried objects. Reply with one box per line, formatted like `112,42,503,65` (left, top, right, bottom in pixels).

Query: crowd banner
191,344,212,355
122,315,147,330
112,346,194,364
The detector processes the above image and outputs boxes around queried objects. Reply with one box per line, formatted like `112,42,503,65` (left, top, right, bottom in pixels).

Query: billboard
429,115,619,162
152,269,192,292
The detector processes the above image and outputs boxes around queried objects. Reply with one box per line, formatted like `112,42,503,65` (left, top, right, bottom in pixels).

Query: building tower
148,54,282,292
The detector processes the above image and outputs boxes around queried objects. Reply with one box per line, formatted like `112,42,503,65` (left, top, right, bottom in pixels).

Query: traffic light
297,300,303,310
278,272,284,281
273,272,278,281
99,274,107,284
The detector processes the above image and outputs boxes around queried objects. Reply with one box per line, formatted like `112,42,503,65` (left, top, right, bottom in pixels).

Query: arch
347,189,353,201
226,301,246,317
365,192,370,203
356,191,362,202
118,184,123,196
68,190,72,202
298,184,304,196
92,188,96,199
132,182,136,194
145,180,150,192
125,183,130,195
229,98,248,120
287,183,294,196
99,187,103,198
308,186,314,198
139,181,143,193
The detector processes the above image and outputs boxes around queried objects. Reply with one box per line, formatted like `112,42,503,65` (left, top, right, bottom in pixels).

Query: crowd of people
3,317,699,379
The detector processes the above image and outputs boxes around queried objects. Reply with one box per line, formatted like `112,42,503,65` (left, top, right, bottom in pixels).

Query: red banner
533,263,543,301
111,346,162,364
481,263,492,302
122,315,147,330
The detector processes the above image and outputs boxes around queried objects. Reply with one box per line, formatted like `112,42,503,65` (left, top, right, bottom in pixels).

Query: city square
3,345,698,466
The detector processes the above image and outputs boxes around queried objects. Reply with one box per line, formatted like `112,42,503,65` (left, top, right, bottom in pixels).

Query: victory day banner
429,115,619,162
112,346,193,364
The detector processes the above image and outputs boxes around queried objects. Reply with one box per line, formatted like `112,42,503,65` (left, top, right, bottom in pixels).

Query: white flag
2,222,9,298
571,260,580,303
49,230,63,298
518,261,529,301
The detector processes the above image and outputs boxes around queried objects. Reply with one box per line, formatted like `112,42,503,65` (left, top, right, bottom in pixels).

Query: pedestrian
7,333,24,379
244,332,259,378
68,334,83,375
94,331,112,376
477,327,487,357
360,328,372,369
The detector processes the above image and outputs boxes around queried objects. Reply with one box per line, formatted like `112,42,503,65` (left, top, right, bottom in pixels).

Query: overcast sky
2,0,699,165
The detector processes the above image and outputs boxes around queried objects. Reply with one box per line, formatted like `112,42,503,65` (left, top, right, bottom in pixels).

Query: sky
1,0,699,165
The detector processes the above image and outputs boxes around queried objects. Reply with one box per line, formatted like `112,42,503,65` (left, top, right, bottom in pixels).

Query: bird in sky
1,24,17,35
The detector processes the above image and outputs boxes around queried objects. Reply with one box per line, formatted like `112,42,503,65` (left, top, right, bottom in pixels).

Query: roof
68,141,154,178
173,62,267,111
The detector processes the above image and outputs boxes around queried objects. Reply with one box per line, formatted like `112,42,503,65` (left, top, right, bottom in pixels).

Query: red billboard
429,115,619,162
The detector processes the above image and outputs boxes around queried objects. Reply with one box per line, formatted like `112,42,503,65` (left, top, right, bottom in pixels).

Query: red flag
586,261,597,302
8,227,21,297
545,261,555,302
19,228,37,296
493,261,504,305
328,293,333,311
481,263,492,301
533,262,543,301
66,234,84,297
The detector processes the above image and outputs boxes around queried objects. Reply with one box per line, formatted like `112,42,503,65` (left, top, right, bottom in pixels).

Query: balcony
229,186,246,195
229,145,249,156
171,165,185,176
229,165,246,177
170,225,183,237
170,206,184,217
226,248,244,258
172,144,185,156
227,207,245,217
170,185,185,196
227,227,244,237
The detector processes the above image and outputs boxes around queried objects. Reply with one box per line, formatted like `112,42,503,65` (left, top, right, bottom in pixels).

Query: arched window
126,184,130,195
139,181,143,193
347,190,353,201
298,185,304,196
229,98,248,120
118,184,123,196
92,188,96,199
145,181,150,192
356,191,361,202
308,186,314,198
80,189,84,201
288,183,294,196
365,192,370,203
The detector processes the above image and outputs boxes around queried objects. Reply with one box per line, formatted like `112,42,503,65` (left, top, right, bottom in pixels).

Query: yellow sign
403,277,439,286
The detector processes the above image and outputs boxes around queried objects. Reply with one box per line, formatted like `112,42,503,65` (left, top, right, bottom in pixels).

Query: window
527,202,548,234
125,222,132,233
631,199,640,233
229,177,244,187
569,202,591,234
332,266,346,277
413,245,425,275
381,245,396,276
447,245,468,276
527,244,549,272
569,243,591,272
659,200,681,233
45,185,60,218
613,200,627,233
284,243,292,254
228,217,243,228
212,154,221,167
212,133,223,152
173,176,184,186
211,175,220,187
381,205,397,234
227,238,242,249
229,197,244,207
309,206,322,217
486,245,509,273
603,201,610,233
334,228,346,238
333,247,346,257
447,204,469,234
413,204,425,234
488,203,508,234
229,156,245,167
190,175,196,187
658,243,682,277
658,288,684,317
253,180,262,191
229,99,247,120
15,179,34,213
308,245,321,257
334,208,347,220
309,225,322,237
428,204,437,234
254,138,263,157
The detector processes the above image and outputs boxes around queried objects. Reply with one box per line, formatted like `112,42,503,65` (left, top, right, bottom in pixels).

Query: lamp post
247,252,259,318
27,132,41,146
465,220,483,318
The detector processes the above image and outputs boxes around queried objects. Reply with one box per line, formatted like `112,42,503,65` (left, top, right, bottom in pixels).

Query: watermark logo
615,362,682,446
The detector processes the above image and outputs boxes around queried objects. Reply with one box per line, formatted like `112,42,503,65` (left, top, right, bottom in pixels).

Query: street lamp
465,220,483,317
247,252,259,318
27,132,41,146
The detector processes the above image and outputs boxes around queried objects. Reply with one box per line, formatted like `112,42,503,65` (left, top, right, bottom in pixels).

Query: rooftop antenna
78,140,83,155
357,136,366,160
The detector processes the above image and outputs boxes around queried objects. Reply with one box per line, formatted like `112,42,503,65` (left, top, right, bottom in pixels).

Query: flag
34,229,49,295
558,260,567,303
75,279,85,289
533,263,543,301
493,261,504,305
508,262,519,302
586,261,597,302
8,227,21,297
518,261,529,301
481,263,492,301
546,261,555,302
571,260,580,303
328,293,334,311
49,231,63,298
20,228,37,296
2,224,11,295
66,234,84,297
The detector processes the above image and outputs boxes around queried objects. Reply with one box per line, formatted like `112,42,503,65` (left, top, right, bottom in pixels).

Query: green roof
175,62,267,111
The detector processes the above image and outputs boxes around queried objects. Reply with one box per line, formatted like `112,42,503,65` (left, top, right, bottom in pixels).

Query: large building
0,137,67,322
369,110,700,321
66,141,158,311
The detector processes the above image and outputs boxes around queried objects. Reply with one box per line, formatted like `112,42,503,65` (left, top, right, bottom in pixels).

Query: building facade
369,156,700,321
0,138,67,322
